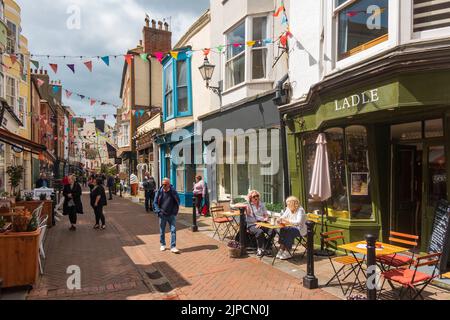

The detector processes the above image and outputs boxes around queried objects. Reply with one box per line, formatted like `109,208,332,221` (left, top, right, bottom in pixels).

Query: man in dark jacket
107,175,115,200
154,178,180,254
143,173,156,212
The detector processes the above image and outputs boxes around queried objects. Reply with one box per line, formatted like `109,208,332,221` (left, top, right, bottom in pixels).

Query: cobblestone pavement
27,192,337,300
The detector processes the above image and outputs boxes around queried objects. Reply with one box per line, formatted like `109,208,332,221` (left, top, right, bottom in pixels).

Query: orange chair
210,205,233,241
376,231,419,270
380,252,442,300
321,230,364,295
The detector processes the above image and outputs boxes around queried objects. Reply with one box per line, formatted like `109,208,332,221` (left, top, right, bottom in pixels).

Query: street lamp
199,56,222,104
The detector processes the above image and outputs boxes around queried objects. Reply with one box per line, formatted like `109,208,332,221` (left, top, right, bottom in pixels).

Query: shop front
157,124,197,207
200,91,285,207
284,70,450,259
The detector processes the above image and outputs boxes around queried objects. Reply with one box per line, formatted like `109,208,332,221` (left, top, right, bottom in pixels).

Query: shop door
392,145,422,236
422,143,447,251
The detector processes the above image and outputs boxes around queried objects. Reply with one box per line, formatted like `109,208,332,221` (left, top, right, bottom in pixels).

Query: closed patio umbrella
309,133,333,256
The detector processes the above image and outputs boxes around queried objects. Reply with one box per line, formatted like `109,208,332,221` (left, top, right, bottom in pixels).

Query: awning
0,128,46,155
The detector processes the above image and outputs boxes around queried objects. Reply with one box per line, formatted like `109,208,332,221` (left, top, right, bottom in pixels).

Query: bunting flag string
62,87,120,108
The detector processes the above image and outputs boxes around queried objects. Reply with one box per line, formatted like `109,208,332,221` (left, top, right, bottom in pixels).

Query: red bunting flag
10,54,17,65
49,63,58,74
37,79,45,87
125,54,134,65
280,34,288,47
84,61,93,72
273,5,284,17
154,52,164,63
90,99,96,106
203,48,210,56
65,90,73,99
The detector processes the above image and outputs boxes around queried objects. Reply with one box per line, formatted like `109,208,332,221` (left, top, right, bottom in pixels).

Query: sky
16,0,210,124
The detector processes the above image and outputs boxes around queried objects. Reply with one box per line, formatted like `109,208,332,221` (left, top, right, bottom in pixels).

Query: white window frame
225,19,246,90
18,96,26,128
331,0,398,71
6,75,17,112
249,15,269,81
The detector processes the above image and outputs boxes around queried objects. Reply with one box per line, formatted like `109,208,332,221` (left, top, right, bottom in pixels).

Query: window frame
5,75,16,112
162,51,193,122
18,96,26,128
225,19,246,90
333,0,390,61
6,20,18,54
250,15,269,80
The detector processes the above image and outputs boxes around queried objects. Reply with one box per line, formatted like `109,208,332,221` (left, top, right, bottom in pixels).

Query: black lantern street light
199,56,222,105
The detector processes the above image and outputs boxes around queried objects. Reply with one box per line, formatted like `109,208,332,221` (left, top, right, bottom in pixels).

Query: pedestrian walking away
143,172,156,212
154,178,180,253
90,177,108,230
63,175,84,231
107,175,115,200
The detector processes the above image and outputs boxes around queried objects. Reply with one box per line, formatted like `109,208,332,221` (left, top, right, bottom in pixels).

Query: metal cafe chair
321,230,364,296
380,252,442,300
377,231,419,271
210,205,234,241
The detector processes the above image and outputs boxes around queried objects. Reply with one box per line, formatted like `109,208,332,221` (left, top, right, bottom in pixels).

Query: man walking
143,173,156,212
154,178,180,254
107,175,115,200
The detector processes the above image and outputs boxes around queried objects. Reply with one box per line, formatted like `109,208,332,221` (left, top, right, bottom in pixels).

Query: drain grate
153,282,173,293
145,270,163,280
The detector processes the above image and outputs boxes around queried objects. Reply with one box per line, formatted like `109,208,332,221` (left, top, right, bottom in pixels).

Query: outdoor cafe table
256,222,293,264
338,241,409,295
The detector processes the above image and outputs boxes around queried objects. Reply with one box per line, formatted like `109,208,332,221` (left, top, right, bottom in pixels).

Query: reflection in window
428,146,447,206
252,17,267,79
391,122,422,141
326,128,349,218
177,60,188,113
425,119,444,138
346,126,372,219
337,0,389,60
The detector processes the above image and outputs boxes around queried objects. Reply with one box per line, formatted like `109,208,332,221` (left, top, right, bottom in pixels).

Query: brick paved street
27,191,337,300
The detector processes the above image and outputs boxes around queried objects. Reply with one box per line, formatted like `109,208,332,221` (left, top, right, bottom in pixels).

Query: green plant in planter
6,165,24,197
266,203,284,213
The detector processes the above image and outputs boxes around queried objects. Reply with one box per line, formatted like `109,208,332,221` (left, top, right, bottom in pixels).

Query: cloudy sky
16,0,209,124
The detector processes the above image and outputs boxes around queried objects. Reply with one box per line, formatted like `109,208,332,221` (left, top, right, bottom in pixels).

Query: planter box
15,201,53,228
0,229,40,288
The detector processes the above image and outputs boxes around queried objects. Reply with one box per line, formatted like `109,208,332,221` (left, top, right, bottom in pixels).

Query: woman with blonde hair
276,196,307,260
245,190,272,256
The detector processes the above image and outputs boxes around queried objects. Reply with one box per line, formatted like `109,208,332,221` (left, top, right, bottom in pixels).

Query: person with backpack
153,178,180,254
90,177,107,230
143,173,156,212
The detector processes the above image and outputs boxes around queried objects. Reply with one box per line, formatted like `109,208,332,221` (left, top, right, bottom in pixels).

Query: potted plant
24,192,34,202
6,165,24,198
227,240,242,258
39,193,47,201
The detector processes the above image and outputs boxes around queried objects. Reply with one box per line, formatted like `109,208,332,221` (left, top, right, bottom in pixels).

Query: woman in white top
277,196,307,260
193,176,206,215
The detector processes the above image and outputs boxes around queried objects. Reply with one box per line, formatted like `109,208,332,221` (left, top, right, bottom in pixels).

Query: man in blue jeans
153,178,180,253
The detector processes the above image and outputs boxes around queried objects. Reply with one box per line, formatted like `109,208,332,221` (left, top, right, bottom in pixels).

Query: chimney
139,40,143,47
145,16,150,27
44,70,47,75
142,17,172,54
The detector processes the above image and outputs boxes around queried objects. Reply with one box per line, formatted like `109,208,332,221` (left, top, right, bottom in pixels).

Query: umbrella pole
314,201,335,257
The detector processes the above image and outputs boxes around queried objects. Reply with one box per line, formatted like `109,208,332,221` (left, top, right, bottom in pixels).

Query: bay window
225,16,269,89
226,21,246,89
252,17,267,80
163,52,192,121
304,125,373,220
335,0,389,60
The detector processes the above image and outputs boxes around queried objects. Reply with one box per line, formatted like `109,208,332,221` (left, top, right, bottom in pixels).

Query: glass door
422,143,447,251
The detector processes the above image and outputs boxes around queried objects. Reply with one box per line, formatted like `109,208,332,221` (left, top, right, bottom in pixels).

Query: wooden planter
15,200,53,228
0,229,40,288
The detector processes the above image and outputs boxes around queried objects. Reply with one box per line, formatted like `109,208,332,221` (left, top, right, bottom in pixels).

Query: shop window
336,0,389,60
346,126,372,219
325,128,350,218
304,126,372,220
237,164,249,196
391,121,422,141
425,119,444,138
226,21,246,89
224,164,231,195
428,146,447,207
176,164,185,193
186,164,196,192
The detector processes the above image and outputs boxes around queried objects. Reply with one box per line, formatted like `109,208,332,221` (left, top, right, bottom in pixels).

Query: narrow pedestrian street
27,192,336,300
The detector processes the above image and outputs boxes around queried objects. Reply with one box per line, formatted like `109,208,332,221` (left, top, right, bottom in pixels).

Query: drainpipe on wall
273,73,291,199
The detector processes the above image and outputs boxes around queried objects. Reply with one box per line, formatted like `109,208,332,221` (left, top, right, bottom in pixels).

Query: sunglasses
252,195,260,199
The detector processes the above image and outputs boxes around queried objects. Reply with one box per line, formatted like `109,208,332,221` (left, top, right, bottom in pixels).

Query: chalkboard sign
428,199,450,273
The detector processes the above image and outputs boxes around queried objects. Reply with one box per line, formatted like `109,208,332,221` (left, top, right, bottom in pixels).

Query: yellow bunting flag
170,51,179,60
246,40,256,47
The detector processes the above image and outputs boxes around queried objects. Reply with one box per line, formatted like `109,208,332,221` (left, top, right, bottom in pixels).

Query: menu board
428,200,450,273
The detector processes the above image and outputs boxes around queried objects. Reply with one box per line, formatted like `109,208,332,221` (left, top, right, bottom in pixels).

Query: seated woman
245,190,272,257
276,196,307,260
